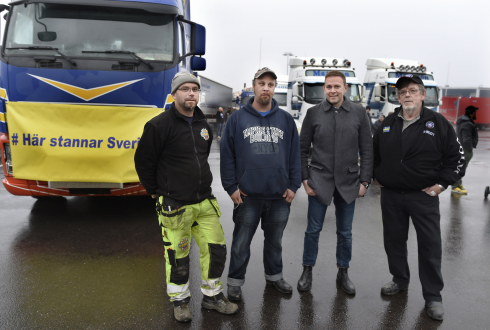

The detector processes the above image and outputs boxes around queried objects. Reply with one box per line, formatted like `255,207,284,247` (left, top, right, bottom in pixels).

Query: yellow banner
7,102,162,182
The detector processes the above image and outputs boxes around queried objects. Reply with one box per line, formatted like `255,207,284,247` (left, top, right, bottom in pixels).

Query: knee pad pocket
168,252,190,285
208,243,227,278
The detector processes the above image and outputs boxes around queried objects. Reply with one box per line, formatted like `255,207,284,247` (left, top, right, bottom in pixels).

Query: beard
402,103,417,116
256,94,272,106
178,99,196,113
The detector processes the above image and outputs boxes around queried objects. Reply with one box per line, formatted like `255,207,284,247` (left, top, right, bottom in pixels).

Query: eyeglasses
178,87,200,93
398,88,420,97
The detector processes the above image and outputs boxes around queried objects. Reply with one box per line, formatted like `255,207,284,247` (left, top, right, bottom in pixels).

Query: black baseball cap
395,74,424,88
465,105,479,113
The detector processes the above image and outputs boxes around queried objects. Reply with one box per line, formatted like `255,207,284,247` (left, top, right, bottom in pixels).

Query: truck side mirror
190,56,206,71
177,16,206,58
292,83,303,101
374,84,385,102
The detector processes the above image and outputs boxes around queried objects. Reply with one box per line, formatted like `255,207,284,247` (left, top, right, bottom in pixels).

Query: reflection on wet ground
0,130,489,329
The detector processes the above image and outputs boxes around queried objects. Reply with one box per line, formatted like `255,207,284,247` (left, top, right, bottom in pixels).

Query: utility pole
259,38,262,68
283,52,293,75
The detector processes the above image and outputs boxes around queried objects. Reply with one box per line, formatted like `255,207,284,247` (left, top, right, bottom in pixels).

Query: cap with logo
254,67,277,80
465,105,479,113
171,71,200,94
395,74,424,89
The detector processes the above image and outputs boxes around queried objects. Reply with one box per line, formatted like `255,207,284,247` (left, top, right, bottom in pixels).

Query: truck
0,0,206,197
440,96,490,129
274,75,288,111
363,58,442,121
287,57,363,124
239,86,254,110
197,75,232,126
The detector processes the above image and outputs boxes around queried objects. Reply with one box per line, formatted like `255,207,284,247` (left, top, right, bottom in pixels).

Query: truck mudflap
2,177,147,197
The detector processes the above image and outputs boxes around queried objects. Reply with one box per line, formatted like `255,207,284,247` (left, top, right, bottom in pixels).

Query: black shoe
425,301,444,321
297,266,313,292
336,267,355,295
227,284,242,301
266,279,293,294
380,281,409,296
201,293,239,315
173,298,192,323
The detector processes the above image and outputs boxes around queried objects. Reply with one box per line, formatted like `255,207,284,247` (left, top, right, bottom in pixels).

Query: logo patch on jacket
243,126,284,143
423,130,435,136
200,128,209,140
426,121,434,129
383,126,390,133
178,238,189,250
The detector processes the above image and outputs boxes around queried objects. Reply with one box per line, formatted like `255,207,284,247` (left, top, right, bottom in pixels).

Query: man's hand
283,188,296,203
358,184,366,198
231,189,247,204
374,178,384,187
422,184,442,197
151,194,157,199
303,180,316,196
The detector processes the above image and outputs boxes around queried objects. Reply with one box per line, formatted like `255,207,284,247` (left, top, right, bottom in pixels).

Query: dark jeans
381,187,443,302
227,197,290,286
302,189,356,268
217,123,224,137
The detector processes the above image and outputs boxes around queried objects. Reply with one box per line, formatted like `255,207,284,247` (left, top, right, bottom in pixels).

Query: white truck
363,58,442,121
287,57,363,125
274,75,288,111
197,75,233,124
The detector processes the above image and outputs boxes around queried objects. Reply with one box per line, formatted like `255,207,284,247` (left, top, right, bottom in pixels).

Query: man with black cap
451,105,479,194
220,67,301,300
373,74,465,321
134,71,238,323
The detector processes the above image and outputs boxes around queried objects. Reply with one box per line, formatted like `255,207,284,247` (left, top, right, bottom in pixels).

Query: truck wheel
485,186,490,199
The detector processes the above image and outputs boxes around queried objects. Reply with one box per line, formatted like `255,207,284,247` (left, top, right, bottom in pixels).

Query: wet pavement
1,131,490,329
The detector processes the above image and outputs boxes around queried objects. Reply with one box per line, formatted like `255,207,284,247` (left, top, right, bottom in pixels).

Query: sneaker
201,293,239,314
451,185,468,194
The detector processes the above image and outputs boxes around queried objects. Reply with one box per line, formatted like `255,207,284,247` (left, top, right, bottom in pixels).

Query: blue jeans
227,197,290,286
217,123,223,137
302,189,356,267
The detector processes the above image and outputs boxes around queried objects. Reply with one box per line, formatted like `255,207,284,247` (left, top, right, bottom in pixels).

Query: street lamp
283,52,293,75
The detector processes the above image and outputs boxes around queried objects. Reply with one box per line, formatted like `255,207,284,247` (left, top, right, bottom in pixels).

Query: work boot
201,293,239,314
173,299,192,323
297,265,313,292
381,281,409,296
425,301,444,321
451,185,468,194
266,278,293,294
337,267,355,294
227,284,242,301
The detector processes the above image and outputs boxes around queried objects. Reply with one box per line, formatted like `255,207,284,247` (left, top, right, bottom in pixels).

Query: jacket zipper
189,122,202,201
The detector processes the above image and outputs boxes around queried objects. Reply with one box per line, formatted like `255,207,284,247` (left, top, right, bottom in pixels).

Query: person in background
216,107,225,141
372,115,385,134
451,105,478,194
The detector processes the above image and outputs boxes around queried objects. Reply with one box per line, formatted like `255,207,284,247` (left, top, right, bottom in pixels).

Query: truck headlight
4,143,12,174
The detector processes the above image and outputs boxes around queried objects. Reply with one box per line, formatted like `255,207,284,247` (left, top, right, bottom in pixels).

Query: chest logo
383,126,390,133
426,121,434,129
200,128,209,140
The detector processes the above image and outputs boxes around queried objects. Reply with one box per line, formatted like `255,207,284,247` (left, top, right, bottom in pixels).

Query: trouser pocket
208,243,227,279
156,196,186,230
208,197,222,217
167,251,190,285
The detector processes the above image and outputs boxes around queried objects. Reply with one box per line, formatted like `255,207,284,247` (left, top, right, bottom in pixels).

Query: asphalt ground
0,130,489,329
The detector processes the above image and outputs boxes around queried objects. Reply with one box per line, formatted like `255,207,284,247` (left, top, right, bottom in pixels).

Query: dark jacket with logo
220,98,301,199
300,97,373,205
456,114,478,152
373,105,465,190
134,103,213,205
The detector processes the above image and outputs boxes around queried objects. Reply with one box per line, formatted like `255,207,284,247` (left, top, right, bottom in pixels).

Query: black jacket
456,114,478,152
215,110,225,123
373,105,465,190
134,103,214,204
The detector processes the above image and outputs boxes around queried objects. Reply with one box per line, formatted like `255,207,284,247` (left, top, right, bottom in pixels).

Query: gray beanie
171,71,200,94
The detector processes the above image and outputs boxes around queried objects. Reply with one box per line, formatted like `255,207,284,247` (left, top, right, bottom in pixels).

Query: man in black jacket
373,75,465,321
451,105,479,194
134,72,238,323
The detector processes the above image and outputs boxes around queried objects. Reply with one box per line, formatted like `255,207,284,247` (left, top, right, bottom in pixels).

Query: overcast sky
1,0,488,92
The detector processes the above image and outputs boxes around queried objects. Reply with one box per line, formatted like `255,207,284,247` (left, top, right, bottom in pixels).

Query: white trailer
287,57,363,125
197,75,233,123
363,58,442,121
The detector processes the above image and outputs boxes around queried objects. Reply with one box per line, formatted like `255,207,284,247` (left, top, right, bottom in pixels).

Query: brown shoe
173,301,192,323
201,293,239,314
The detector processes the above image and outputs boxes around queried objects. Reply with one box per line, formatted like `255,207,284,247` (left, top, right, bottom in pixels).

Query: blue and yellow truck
0,0,206,197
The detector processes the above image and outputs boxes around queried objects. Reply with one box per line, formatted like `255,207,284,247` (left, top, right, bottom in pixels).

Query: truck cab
287,57,362,125
274,75,288,111
363,58,442,121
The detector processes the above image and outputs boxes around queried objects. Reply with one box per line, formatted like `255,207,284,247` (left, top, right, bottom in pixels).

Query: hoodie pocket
238,168,289,197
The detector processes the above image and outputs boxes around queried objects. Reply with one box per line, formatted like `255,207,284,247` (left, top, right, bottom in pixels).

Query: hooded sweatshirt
220,98,301,199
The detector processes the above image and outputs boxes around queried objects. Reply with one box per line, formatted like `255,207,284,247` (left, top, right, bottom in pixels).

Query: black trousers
380,187,443,302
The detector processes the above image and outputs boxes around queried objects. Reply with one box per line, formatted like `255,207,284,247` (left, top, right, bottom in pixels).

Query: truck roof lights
343,59,351,67
421,66,427,73
332,59,338,66
310,58,316,65
398,65,404,71
321,59,327,66
303,60,307,65
410,66,416,71
391,62,395,68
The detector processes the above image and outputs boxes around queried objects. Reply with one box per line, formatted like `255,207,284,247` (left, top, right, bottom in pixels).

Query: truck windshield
304,83,361,104
273,93,287,106
4,3,174,61
387,84,439,106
